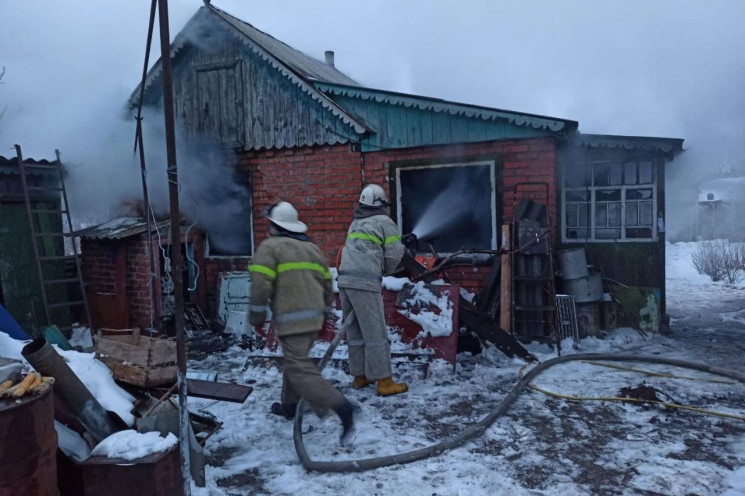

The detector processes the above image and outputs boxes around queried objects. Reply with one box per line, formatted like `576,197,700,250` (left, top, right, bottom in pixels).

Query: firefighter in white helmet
337,184,409,396
249,201,356,441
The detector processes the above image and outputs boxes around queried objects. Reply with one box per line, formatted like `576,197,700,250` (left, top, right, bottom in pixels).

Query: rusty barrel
0,387,60,496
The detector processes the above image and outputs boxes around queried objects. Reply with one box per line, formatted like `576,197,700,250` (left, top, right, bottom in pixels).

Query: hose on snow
293,349,745,473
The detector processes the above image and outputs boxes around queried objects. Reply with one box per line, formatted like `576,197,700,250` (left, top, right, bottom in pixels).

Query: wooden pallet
95,328,177,388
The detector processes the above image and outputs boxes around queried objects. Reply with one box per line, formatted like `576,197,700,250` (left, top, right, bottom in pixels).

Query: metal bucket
576,301,602,338
560,272,603,303
0,388,60,496
558,248,589,280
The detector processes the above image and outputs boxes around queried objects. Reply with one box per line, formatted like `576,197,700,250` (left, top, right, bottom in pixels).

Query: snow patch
382,276,411,291
0,333,28,363
70,326,94,349
56,347,136,426
90,430,177,460
396,281,454,338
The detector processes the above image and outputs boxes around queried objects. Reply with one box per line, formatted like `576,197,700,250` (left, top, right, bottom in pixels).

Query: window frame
394,160,498,252
562,160,657,243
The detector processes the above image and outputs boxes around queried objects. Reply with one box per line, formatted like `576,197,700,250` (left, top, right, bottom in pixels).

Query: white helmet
359,184,388,207
267,201,308,233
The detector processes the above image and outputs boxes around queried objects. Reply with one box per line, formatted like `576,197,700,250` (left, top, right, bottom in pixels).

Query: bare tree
691,240,745,285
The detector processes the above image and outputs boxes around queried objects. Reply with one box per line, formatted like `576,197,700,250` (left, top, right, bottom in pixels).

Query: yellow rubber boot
352,376,372,389
376,377,408,396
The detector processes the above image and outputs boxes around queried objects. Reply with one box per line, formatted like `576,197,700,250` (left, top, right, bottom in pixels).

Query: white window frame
562,160,657,243
395,160,497,252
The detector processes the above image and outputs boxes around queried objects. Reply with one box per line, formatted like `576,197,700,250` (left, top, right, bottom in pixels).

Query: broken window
563,161,657,242
395,161,496,253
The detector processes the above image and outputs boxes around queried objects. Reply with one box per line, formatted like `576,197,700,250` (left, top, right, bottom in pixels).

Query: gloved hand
402,233,418,249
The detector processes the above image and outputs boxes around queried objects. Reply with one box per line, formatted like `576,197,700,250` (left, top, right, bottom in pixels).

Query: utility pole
156,0,191,493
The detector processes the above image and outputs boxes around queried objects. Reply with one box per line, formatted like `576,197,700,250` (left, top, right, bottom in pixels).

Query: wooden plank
500,225,512,333
96,338,150,366
432,112,451,144
420,109,433,145
450,115,470,143
467,117,488,142
145,366,178,387
149,340,178,367
187,379,252,403
99,357,148,386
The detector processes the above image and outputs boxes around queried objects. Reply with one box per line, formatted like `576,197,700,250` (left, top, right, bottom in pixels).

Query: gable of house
133,6,369,150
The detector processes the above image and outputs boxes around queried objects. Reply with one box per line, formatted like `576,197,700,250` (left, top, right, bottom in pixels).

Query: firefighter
338,184,409,396
249,201,355,441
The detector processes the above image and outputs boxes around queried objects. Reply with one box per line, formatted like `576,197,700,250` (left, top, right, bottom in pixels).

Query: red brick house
125,4,683,336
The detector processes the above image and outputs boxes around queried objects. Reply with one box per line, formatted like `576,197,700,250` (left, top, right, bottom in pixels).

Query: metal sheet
217,271,251,324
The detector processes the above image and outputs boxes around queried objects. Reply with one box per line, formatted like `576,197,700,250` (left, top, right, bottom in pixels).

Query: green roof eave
573,133,685,158
315,82,578,135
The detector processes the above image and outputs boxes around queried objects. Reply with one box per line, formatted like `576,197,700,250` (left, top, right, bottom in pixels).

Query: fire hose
293,345,745,473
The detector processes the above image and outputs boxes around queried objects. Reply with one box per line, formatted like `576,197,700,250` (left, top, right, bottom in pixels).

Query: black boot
335,400,357,443
270,402,297,420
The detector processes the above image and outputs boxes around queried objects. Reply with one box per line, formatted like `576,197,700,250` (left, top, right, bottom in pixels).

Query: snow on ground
666,241,745,311
187,239,745,496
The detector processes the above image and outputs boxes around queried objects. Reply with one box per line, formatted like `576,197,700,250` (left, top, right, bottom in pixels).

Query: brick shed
130,4,684,335
78,217,207,331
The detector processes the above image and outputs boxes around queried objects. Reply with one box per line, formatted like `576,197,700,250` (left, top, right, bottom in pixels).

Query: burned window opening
395,161,496,253
563,160,657,242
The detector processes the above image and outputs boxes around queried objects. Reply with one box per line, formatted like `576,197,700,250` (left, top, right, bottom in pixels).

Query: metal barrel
560,272,604,303
0,388,60,496
22,338,118,444
558,248,589,280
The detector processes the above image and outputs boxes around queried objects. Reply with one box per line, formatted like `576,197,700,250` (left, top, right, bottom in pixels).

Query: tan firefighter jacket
249,235,333,336
338,213,405,292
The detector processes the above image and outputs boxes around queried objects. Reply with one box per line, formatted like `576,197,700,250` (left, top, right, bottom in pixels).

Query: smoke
60,103,252,255
2,1,744,246
404,164,492,252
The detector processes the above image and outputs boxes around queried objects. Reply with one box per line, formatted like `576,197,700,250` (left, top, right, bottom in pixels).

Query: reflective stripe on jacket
249,236,333,336
337,214,405,292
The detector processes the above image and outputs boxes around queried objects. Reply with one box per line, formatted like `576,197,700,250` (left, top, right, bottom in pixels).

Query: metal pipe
22,338,118,444
157,0,191,492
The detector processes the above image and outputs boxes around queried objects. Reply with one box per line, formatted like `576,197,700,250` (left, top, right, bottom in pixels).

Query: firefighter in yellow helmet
249,201,355,441
337,184,409,396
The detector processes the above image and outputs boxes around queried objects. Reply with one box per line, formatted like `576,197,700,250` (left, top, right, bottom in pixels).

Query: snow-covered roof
697,176,745,203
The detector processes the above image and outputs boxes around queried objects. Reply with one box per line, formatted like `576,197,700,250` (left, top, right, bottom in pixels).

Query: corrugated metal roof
75,217,171,240
575,133,684,155
316,82,577,133
209,7,358,86
0,155,60,178
0,155,58,167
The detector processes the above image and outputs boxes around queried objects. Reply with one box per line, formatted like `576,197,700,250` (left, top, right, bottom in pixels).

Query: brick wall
81,228,208,330
232,136,558,295
81,239,119,296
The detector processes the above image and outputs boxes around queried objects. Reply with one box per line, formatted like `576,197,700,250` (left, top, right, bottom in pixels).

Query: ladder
510,182,561,353
14,145,92,335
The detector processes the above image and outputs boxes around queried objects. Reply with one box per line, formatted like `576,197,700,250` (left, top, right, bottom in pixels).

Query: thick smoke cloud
1,1,744,242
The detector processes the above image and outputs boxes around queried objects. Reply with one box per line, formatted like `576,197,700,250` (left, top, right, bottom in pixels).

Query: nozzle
402,233,418,248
